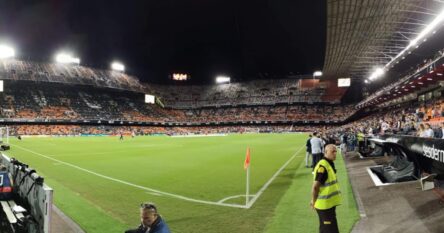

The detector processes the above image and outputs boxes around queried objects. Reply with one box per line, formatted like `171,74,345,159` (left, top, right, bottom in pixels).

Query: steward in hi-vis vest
310,144,341,233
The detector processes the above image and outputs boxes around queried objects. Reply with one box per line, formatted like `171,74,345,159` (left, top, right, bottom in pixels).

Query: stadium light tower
216,76,230,84
0,45,15,59
111,62,125,72
55,52,80,64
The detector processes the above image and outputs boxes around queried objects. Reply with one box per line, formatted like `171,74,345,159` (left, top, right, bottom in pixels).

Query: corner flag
244,147,251,170
244,146,251,206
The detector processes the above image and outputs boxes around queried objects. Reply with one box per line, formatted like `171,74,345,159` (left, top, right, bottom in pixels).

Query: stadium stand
3,54,444,140
0,63,353,133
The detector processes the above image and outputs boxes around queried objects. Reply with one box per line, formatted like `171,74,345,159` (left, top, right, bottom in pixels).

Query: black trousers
316,207,339,233
358,141,364,152
312,153,323,170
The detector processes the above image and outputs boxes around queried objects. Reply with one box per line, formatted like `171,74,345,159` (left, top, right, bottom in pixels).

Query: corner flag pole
244,147,251,206
246,163,250,206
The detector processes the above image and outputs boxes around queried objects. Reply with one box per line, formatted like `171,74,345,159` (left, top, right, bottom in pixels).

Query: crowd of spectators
5,124,332,136
0,82,355,124
328,94,444,142
149,79,333,108
0,60,144,92
0,59,347,110
0,60,355,136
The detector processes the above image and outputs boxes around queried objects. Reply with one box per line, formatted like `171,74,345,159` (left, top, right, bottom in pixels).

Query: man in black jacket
306,135,312,168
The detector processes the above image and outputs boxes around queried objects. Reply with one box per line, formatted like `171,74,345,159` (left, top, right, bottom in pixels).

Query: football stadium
1,1,444,233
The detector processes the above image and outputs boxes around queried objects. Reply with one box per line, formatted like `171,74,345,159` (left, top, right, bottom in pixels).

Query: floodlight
216,76,230,83
111,62,125,72
72,57,80,64
375,68,384,76
313,71,323,77
55,53,80,64
0,45,15,59
56,53,71,63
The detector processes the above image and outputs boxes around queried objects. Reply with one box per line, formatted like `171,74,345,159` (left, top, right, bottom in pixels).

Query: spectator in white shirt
310,132,325,170
381,120,390,134
423,123,434,138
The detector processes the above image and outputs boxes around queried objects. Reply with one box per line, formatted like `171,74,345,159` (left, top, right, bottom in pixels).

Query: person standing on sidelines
305,135,312,168
310,132,324,171
310,144,341,233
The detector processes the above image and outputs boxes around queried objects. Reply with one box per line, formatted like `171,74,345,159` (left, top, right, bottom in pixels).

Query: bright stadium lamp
111,62,125,72
72,57,80,64
55,52,80,64
216,76,230,84
0,45,15,59
313,71,323,77
55,53,72,63
369,67,385,81
375,68,384,76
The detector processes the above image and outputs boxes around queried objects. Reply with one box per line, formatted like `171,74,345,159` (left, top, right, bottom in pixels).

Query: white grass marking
146,192,163,196
217,194,255,204
170,134,227,138
246,146,305,208
10,143,248,209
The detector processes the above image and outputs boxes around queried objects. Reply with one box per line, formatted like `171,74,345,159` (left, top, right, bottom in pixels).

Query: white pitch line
217,194,255,204
146,192,163,196
9,143,248,209
246,146,305,208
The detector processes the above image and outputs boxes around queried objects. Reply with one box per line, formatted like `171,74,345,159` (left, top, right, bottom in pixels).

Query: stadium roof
323,0,443,81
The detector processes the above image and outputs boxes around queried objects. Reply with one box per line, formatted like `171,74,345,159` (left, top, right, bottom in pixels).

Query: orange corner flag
244,147,251,170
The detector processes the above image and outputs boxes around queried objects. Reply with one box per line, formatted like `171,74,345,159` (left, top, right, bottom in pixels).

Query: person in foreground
310,144,341,233
125,202,171,233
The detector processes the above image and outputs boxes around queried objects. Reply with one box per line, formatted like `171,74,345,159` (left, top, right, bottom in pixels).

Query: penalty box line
9,143,247,209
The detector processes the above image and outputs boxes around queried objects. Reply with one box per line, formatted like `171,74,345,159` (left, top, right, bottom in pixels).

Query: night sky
0,0,326,84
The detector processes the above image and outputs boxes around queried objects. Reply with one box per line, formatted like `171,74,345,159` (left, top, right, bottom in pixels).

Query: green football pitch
5,133,359,233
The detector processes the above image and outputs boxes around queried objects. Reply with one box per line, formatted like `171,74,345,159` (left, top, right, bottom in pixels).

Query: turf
5,133,359,233
264,146,360,233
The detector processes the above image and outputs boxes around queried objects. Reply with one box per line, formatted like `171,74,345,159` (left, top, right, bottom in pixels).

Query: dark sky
0,0,326,84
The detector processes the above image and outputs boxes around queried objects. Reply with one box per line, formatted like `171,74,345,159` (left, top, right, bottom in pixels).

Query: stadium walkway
51,205,85,233
344,152,444,233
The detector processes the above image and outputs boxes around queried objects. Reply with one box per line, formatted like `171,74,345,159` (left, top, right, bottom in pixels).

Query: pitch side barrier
369,135,444,181
0,153,53,233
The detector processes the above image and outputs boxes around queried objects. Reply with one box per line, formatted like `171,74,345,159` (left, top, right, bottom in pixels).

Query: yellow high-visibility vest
357,133,365,142
313,159,341,210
